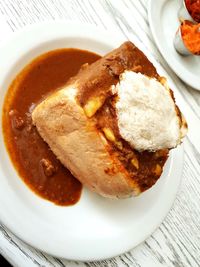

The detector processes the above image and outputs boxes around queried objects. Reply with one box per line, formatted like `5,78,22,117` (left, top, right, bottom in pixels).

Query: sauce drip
2,48,101,206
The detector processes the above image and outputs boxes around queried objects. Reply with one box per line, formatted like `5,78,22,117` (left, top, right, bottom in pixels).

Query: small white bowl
174,25,192,56
178,0,197,23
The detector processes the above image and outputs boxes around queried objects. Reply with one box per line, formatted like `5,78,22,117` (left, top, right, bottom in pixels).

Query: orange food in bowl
181,21,200,55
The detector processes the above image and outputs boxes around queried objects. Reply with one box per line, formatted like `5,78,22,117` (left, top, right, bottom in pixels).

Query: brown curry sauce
3,48,101,206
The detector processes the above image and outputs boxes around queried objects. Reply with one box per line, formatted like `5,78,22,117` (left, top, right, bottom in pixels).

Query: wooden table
0,1,199,266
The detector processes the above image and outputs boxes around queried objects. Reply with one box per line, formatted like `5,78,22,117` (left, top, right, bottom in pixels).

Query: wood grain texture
0,0,200,266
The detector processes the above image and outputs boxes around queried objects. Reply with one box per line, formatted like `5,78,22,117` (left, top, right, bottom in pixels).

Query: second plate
148,0,200,90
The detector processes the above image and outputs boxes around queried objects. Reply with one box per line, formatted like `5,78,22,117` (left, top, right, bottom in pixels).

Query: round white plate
0,21,184,261
148,0,200,90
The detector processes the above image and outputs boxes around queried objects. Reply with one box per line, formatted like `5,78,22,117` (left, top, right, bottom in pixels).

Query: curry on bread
32,41,187,198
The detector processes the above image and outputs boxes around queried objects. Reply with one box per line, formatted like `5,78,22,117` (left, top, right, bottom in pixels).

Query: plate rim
0,21,184,261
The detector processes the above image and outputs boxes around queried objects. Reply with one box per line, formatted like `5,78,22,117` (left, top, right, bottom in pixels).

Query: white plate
148,0,200,90
0,21,184,261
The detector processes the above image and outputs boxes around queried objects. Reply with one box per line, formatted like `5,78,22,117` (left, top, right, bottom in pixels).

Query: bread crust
32,41,187,198
32,87,140,198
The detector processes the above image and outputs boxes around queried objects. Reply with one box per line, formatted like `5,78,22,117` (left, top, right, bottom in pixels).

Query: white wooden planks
0,1,199,266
